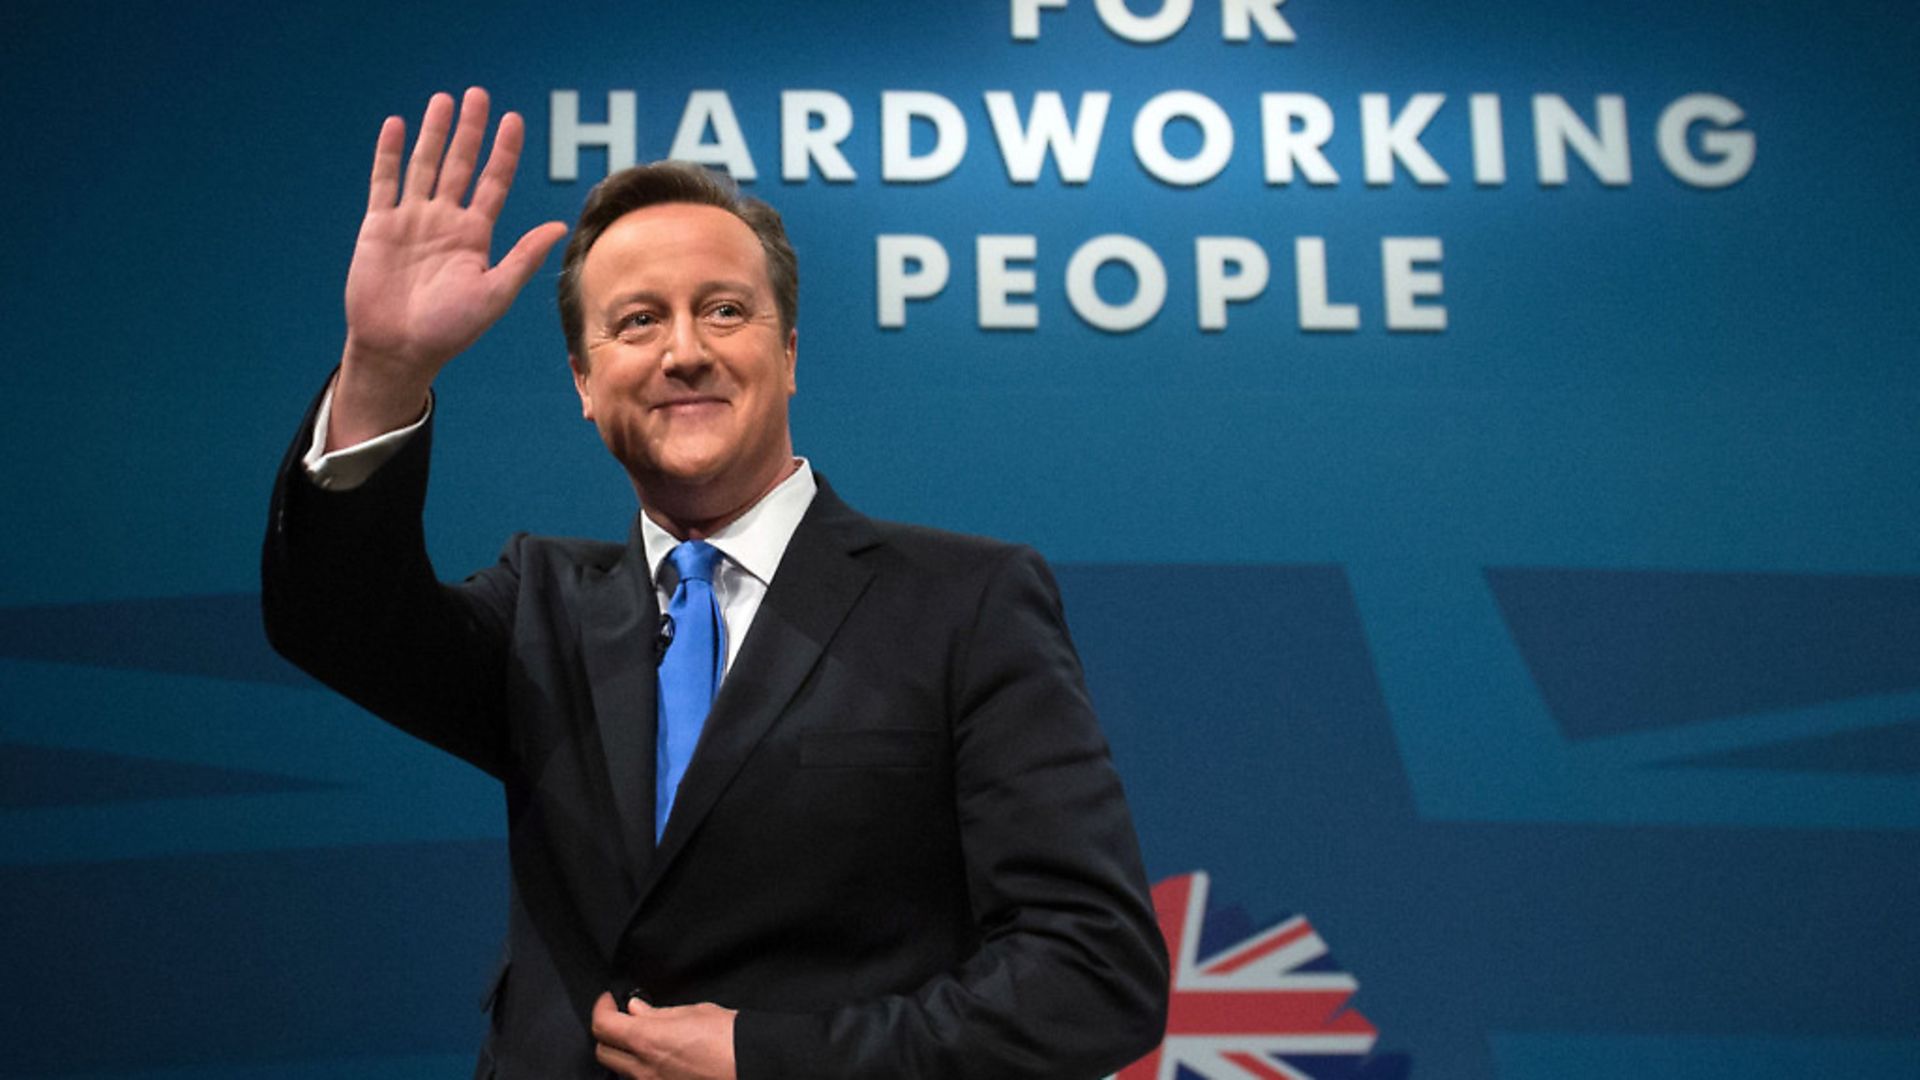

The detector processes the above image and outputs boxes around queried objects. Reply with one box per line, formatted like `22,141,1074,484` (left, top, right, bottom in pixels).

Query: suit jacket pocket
800,728,940,769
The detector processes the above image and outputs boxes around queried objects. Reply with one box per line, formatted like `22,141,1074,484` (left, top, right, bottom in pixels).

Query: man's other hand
330,86,568,449
592,992,738,1080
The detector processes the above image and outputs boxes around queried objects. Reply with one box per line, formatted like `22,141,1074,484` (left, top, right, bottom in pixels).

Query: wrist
329,342,434,451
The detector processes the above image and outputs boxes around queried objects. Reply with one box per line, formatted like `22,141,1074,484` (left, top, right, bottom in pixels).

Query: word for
550,89,1754,190
1009,0,1296,43
874,234,1445,333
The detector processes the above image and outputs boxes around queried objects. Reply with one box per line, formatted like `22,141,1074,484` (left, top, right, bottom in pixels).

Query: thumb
488,220,570,309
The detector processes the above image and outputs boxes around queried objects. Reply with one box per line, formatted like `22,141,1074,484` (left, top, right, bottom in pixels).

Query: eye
613,310,660,339
706,301,746,323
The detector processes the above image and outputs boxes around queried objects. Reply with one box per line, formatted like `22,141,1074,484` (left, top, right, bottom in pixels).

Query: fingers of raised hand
435,86,491,203
367,115,406,213
468,109,527,223
402,92,456,200
369,89,522,223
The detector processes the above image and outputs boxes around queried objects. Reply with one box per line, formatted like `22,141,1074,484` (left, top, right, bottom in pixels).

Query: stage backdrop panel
3,1,1916,1077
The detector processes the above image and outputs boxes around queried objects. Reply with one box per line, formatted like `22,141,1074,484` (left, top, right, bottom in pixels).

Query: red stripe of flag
1204,920,1315,975
1167,991,1379,1036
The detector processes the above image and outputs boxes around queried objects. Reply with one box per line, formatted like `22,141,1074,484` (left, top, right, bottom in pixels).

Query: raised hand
330,87,568,449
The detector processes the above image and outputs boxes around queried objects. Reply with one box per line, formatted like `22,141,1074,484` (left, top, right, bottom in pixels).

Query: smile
654,397,729,413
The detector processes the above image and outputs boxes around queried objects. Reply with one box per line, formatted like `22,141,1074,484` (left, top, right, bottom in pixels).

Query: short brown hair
557,162,799,366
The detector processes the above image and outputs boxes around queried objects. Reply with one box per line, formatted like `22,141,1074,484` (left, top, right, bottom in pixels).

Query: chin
602,427,717,482
623,455,733,494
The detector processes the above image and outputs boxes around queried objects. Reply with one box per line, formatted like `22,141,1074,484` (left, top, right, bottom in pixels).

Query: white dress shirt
637,463,815,674
302,385,817,674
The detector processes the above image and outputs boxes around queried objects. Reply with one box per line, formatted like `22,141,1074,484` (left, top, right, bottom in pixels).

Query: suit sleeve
261,383,519,779
734,546,1171,1079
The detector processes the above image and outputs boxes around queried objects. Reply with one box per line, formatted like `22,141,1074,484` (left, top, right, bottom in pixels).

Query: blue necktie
656,540,725,840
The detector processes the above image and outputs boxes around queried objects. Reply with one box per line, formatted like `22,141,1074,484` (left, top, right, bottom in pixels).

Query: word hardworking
550,89,1754,191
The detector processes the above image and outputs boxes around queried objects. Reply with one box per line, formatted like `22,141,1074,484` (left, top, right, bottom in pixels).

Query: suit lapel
642,480,880,893
579,517,661,889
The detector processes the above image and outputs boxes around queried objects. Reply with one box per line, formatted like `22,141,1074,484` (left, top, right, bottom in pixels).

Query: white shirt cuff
301,382,431,491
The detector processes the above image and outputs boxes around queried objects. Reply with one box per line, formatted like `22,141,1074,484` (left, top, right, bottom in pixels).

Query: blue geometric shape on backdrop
1059,565,1920,1078
0,567,1911,1077
0,741,335,809
0,839,505,1076
1659,718,1920,775
1483,569,1920,739
0,593,310,686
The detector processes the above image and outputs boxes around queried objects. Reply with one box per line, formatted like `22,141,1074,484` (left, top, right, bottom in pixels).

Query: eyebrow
601,289,666,316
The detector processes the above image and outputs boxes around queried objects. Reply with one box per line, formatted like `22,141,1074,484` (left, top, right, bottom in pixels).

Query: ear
783,328,798,395
569,354,595,421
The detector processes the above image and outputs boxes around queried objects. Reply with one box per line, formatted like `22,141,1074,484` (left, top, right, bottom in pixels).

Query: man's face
571,202,797,514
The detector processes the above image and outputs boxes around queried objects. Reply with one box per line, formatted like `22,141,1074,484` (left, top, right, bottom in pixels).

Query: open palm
343,88,567,380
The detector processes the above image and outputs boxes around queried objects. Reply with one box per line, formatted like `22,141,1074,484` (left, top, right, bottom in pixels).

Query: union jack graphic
1115,872,1407,1080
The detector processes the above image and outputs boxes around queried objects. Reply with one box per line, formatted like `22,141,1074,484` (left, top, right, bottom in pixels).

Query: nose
660,314,710,378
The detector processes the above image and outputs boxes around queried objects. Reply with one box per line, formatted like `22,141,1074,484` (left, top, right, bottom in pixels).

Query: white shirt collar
640,460,818,589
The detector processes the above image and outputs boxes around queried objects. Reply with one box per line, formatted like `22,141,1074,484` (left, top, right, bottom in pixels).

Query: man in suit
263,87,1168,1079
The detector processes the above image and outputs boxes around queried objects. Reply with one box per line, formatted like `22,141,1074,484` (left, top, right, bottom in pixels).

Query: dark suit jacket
262,391,1168,1079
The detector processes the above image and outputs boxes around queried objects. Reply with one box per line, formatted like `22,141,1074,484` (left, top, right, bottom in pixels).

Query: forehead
579,202,770,298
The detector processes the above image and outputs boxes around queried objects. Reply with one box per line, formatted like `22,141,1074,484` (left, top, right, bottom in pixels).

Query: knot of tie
670,539,722,586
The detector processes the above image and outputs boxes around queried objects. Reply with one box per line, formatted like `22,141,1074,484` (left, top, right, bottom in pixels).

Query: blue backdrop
4,1,1917,1076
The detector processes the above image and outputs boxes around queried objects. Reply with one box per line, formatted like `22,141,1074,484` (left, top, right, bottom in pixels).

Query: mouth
653,396,729,414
